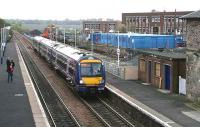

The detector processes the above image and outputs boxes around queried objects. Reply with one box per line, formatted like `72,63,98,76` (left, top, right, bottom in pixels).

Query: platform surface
0,39,49,127
106,72,200,127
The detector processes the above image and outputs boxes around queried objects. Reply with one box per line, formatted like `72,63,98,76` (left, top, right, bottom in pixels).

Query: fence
104,61,138,80
104,61,125,79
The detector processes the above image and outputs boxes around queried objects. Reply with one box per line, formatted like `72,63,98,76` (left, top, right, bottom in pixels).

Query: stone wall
186,20,200,102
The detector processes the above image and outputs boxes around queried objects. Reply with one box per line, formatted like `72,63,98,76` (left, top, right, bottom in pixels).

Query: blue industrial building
90,33,184,49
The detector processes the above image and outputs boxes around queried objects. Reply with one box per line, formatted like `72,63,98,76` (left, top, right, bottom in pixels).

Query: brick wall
186,20,200,102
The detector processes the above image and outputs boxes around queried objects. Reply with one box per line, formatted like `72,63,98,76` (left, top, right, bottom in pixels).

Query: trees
116,23,126,33
11,22,29,33
0,18,11,28
0,18,6,28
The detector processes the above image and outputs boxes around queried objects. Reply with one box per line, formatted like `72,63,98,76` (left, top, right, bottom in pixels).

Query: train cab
77,56,106,92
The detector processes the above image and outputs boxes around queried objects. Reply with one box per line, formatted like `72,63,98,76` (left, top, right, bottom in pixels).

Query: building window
152,16,160,22
142,18,146,22
140,59,146,72
168,18,171,22
155,62,161,77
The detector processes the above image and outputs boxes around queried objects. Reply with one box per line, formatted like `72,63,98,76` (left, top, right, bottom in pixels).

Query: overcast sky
0,0,199,20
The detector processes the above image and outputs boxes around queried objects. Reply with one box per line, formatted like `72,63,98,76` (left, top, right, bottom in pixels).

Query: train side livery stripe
82,77,103,86
80,59,101,63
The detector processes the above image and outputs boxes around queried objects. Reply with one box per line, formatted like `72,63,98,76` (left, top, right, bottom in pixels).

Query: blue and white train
30,36,106,93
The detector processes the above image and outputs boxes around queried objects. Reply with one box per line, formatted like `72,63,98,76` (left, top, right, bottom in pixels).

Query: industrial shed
137,48,186,93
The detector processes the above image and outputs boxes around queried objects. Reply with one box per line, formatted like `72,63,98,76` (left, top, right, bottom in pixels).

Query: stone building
181,10,200,102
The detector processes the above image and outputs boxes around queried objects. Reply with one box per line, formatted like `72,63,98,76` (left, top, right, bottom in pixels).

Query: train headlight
80,80,83,84
101,79,104,84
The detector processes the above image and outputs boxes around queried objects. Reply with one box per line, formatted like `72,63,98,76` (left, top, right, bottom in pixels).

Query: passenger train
30,36,106,93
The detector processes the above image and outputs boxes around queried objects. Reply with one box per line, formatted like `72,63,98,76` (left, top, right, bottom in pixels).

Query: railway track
14,33,81,127
81,96,135,127
15,32,137,127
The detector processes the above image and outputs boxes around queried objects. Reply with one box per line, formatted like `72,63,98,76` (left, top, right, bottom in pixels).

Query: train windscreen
81,63,102,77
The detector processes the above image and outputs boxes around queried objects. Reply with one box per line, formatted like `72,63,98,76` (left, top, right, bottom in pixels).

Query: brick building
181,10,200,102
82,20,119,34
122,11,192,34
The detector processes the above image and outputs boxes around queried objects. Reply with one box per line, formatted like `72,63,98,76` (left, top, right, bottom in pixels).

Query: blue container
90,33,183,49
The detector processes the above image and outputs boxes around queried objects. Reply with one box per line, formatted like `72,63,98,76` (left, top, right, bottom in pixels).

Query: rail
14,32,81,127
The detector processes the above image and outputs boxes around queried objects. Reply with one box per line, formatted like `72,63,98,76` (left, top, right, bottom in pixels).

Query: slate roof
135,48,186,60
181,10,200,19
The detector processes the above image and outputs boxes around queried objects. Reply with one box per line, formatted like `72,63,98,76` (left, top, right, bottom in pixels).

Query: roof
98,32,175,37
181,10,200,19
33,36,88,61
136,48,186,60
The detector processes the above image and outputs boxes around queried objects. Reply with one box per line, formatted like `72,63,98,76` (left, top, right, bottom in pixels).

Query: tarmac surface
106,72,200,127
0,39,49,127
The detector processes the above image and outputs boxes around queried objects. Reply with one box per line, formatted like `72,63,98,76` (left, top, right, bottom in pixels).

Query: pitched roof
181,10,200,19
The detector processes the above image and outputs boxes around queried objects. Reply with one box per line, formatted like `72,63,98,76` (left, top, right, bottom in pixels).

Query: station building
122,10,192,34
137,48,186,93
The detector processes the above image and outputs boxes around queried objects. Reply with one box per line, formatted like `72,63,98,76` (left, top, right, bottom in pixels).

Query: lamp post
3,28,6,57
0,27,7,64
75,29,76,48
91,29,94,55
55,28,57,43
132,38,135,49
85,28,93,55
117,31,120,67
64,28,65,44
0,28,2,64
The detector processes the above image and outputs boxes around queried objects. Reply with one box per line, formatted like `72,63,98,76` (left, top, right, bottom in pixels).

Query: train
28,35,106,93
90,33,184,49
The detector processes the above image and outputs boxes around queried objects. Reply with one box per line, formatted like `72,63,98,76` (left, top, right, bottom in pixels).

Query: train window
69,67,74,75
81,63,90,67
81,63,102,77
57,58,66,69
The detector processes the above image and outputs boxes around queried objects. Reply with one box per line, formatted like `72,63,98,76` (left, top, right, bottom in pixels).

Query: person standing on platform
10,59,15,69
7,59,14,83
6,57,11,69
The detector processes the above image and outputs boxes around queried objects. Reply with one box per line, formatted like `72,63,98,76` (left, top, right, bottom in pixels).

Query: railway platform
106,72,200,127
0,39,49,127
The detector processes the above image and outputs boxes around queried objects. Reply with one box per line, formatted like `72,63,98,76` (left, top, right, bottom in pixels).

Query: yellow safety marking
80,60,101,63
82,77,102,86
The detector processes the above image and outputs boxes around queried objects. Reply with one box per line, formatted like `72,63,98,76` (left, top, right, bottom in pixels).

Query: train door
164,65,171,90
